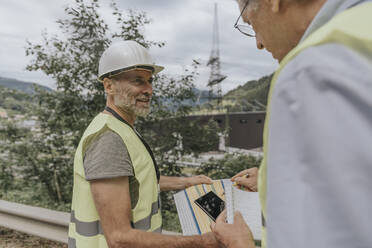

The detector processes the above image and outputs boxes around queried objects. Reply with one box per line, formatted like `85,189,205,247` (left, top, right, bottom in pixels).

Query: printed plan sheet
174,179,262,240
173,180,226,235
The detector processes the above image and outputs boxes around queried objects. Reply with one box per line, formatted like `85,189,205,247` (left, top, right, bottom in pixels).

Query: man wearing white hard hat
211,0,372,248
68,40,218,248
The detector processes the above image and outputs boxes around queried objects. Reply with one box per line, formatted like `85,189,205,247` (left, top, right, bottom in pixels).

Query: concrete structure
187,112,265,150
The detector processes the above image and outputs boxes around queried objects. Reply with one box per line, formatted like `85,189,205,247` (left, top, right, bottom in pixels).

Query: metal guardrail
0,200,179,244
0,200,69,243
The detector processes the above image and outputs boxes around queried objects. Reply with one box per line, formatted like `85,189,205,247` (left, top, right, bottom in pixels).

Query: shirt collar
300,0,367,43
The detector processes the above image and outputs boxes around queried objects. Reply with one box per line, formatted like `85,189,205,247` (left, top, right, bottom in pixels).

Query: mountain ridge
0,76,52,94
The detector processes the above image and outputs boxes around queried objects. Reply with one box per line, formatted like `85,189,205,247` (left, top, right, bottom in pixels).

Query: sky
0,0,278,93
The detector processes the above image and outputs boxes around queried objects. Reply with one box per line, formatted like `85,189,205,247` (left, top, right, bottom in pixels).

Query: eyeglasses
234,1,256,37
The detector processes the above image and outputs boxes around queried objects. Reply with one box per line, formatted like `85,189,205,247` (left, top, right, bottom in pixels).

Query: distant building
19,119,37,129
187,112,266,150
0,109,8,118
14,114,25,120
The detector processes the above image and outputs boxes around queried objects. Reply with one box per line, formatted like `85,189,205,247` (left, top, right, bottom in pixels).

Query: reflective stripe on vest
70,210,103,237
68,113,162,248
69,200,159,237
258,3,372,248
132,200,160,230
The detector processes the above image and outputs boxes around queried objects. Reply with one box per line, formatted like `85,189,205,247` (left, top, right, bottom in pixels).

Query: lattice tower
207,3,227,111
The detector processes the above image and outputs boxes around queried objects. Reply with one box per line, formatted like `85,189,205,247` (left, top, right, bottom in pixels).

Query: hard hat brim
153,64,164,74
98,64,164,82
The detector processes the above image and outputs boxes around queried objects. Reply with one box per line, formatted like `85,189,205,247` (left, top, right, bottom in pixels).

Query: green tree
197,153,262,179
0,122,28,196
20,0,167,207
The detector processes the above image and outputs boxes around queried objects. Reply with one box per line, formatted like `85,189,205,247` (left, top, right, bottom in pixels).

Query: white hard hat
98,40,164,81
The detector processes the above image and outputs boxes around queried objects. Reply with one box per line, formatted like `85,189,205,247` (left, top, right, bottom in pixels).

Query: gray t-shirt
83,130,139,208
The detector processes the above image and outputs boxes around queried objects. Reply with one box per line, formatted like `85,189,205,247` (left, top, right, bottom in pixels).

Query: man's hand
211,210,255,248
185,175,213,188
231,167,258,192
159,175,212,191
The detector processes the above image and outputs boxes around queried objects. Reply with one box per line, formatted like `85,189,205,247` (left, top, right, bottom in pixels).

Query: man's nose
143,81,153,95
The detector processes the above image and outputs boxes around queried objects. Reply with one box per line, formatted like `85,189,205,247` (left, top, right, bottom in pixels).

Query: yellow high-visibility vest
68,113,161,248
258,3,372,247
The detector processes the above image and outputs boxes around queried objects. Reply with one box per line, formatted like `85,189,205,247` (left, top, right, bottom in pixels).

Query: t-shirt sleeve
83,129,134,180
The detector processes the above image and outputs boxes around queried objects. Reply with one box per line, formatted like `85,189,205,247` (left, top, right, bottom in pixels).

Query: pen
233,173,249,190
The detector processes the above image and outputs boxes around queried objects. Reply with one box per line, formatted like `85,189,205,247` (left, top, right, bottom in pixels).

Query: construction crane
207,3,227,111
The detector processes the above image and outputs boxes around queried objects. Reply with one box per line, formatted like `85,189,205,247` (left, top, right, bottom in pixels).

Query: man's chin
135,107,151,117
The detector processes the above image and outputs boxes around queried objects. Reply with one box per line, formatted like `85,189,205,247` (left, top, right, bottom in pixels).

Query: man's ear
265,0,281,12
103,78,114,95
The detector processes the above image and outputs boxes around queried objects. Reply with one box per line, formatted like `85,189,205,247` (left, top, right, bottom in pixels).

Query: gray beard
113,94,151,117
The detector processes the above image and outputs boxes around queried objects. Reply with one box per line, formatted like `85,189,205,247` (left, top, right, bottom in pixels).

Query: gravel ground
0,227,66,248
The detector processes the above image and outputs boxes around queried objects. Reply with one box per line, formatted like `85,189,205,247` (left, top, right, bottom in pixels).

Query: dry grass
0,227,66,248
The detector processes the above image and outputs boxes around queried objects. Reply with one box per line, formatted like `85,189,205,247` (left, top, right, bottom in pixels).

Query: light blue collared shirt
266,0,372,247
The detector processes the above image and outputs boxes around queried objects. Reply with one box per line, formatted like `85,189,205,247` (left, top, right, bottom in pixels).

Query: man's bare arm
90,176,218,248
159,175,213,192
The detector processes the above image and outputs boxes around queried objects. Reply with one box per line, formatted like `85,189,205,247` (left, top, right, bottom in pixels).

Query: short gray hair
236,0,259,13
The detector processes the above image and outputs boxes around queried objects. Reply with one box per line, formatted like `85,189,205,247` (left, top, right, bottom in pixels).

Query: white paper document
223,180,262,240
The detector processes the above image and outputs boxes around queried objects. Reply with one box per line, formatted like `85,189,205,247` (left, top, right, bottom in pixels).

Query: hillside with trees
192,73,273,114
223,73,273,112
0,77,52,94
0,86,35,116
